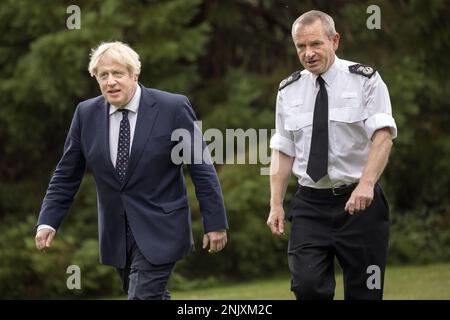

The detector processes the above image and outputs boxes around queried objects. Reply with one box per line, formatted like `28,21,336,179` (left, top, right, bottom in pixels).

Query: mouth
107,89,121,96
306,60,318,67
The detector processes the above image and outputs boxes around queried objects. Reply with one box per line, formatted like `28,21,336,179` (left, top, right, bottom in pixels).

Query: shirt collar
311,55,339,87
109,84,141,115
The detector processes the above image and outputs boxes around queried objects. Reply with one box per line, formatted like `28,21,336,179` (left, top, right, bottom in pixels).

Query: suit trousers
117,223,175,300
287,183,389,300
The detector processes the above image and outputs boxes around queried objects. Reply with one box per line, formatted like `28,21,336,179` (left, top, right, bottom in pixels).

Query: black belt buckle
331,184,354,196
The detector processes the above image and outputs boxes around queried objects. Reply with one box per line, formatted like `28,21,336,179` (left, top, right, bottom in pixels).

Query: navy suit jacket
37,85,228,268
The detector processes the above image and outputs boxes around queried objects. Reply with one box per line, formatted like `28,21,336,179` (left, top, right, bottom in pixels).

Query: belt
298,183,358,198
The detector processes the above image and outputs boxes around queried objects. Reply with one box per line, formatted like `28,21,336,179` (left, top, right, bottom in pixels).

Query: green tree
0,0,209,215
1,0,449,298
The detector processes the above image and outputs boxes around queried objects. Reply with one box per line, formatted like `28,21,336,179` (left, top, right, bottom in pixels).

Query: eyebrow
296,39,324,48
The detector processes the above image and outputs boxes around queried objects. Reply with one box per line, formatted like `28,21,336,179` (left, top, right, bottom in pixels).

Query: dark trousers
117,224,175,300
288,184,389,300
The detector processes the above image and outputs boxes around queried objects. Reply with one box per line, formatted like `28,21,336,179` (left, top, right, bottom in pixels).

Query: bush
389,210,450,264
0,215,76,298
175,162,292,282
0,175,122,299
0,213,122,299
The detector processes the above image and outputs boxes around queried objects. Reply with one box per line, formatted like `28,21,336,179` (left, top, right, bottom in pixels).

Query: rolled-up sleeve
364,73,398,139
270,91,296,157
365,113,397,139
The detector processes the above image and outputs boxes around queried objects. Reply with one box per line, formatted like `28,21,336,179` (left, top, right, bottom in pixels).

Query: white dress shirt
38,85,142,232
270,56,397,188
108,85,141,166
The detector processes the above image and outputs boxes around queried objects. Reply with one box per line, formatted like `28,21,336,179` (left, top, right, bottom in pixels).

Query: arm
267,89,295,235
267,150,294,236
345,71,397,214
176,97,228,253
345,127,393,214
35,105,86,250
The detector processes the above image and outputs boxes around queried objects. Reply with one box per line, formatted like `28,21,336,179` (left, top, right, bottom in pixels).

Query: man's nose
305,46,315,59
106,75,116,86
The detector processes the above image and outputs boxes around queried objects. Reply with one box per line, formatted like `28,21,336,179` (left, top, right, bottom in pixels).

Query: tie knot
119,109,129,118
317,76,325,86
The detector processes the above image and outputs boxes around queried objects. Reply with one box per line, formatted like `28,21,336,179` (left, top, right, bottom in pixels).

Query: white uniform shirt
270,56,397,188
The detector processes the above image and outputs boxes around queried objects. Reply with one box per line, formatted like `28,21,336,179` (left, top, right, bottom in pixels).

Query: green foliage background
0,0,449,298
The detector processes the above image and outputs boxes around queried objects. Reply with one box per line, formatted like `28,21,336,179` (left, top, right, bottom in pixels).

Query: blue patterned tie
116,109,130,182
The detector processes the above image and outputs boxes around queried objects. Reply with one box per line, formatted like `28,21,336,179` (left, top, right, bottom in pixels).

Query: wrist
359,178,376,187
270,201,283,208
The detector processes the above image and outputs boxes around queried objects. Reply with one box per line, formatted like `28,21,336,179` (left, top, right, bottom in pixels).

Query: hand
267,205,285,236
203,230,227,253
35,228,56,251
345,181,374,214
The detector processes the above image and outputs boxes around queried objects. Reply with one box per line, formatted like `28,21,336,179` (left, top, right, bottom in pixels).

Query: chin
309,67,324,75
108,100,122,106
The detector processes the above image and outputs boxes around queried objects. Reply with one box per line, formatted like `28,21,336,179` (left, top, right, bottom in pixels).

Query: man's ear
333,32,340,51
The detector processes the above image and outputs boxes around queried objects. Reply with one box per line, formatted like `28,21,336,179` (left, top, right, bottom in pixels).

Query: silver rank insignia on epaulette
279,70,302,90
349,64,376,78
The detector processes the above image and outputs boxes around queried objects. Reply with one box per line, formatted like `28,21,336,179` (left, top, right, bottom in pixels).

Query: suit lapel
122,86,158,187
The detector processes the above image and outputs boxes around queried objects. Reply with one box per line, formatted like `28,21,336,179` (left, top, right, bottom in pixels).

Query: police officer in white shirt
266,10,397,300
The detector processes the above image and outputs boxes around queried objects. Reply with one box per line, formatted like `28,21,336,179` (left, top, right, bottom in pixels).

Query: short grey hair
292,10,337,39
88,41,141,77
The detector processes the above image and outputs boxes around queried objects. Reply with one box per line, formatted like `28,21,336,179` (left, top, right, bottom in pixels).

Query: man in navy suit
35,41,228,299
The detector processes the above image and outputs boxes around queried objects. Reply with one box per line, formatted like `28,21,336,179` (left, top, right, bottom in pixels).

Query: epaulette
278,70,301,90
349,64,376,78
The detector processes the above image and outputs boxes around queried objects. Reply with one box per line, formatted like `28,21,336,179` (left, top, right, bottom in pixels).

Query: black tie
306,76,328,182
116,109,130,182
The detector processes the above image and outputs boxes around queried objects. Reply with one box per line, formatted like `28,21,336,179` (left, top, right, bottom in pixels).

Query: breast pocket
283,100,310,131
340,92,359,107
147,134,174,153
283,102,313,159
329,106,369,151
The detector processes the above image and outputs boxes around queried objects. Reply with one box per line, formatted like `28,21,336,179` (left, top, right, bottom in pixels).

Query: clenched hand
35,228,56,251
203,230,227,253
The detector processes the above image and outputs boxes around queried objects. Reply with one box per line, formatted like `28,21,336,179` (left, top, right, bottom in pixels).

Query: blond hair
88,41,141,77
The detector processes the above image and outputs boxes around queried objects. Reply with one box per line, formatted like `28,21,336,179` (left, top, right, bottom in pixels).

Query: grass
171,263,450,300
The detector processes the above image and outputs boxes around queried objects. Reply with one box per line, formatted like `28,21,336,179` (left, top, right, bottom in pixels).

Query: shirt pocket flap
329,107,368,123
341,91,358,99
284,111,313,131
285,98,304,108
159,197,189,213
